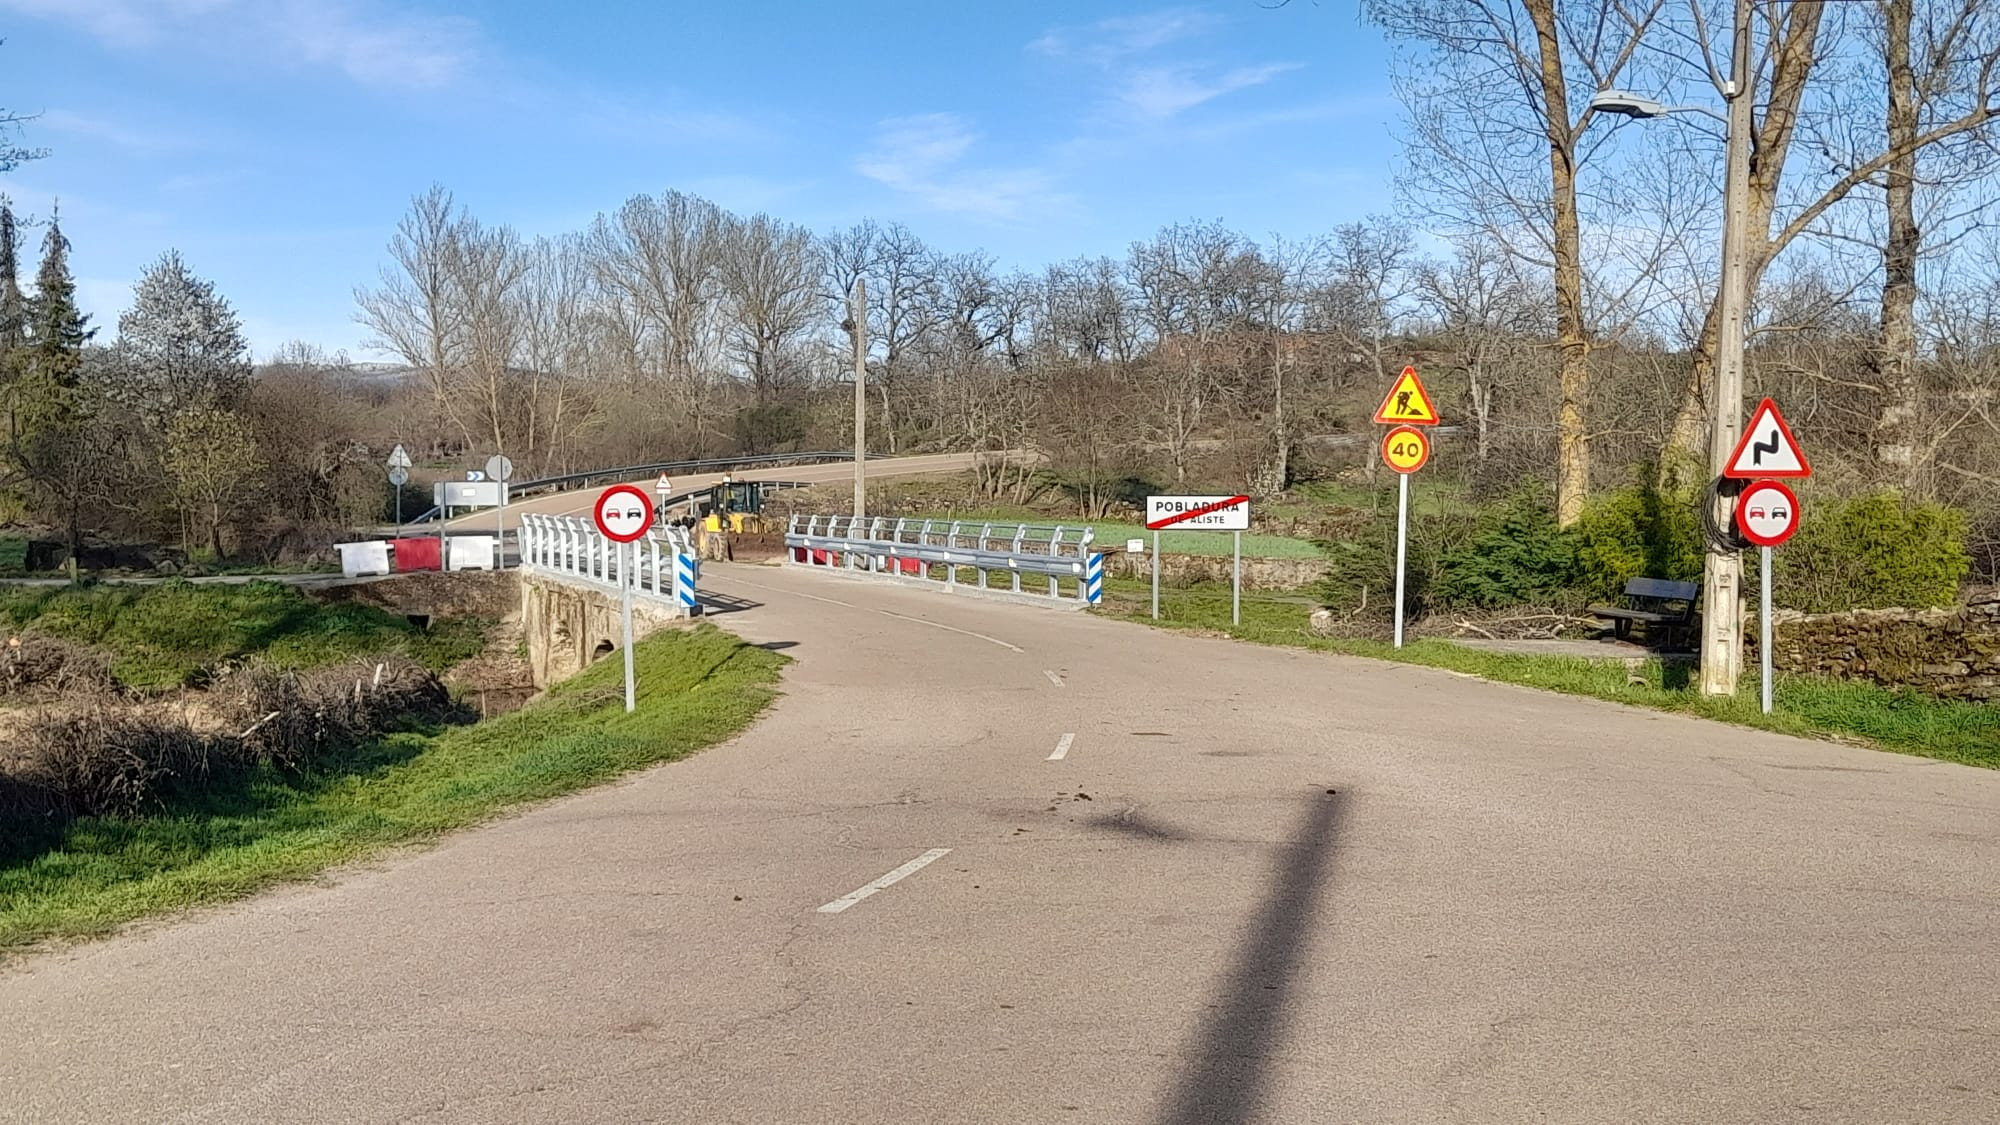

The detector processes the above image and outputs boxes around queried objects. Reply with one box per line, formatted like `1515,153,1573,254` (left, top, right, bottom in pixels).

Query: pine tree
14,212,99,560
0,197,24,435
20,212,91,438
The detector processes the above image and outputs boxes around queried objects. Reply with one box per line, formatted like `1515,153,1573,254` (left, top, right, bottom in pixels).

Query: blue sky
0,1,1400,358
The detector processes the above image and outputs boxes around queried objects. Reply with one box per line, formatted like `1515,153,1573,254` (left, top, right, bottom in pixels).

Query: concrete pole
1699,0,1755,696
852,277,868,519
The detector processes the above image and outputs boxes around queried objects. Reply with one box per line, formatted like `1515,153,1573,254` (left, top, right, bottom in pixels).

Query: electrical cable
1701,475,1747,553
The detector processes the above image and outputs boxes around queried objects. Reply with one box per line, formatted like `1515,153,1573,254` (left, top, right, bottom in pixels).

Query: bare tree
718,213,820,404
1371,0,1665,523
356,186,470,454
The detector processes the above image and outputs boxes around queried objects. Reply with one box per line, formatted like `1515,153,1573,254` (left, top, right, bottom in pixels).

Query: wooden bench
1589,578,1700,649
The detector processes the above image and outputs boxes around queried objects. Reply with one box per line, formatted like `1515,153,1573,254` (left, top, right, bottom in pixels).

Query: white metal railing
519,514,697,603
785,515,1102,606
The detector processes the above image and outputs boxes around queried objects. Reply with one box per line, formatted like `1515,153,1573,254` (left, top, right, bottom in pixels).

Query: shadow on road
699,592,763,616
1155,790,1343,1125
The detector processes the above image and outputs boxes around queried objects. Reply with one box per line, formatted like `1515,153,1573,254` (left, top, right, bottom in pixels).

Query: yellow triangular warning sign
1373,366,1440,426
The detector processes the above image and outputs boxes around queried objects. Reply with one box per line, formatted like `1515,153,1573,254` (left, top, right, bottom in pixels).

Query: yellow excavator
692,478,795,561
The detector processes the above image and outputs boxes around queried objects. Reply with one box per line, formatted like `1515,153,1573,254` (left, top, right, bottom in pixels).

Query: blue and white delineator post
1085,552,1103,606
673,553,700,613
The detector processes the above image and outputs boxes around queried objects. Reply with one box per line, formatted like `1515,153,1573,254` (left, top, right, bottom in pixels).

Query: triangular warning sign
1373,366,1440,426
1724,398,1811,479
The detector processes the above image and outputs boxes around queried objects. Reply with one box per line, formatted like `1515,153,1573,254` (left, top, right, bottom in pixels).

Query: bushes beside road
0,625,784,952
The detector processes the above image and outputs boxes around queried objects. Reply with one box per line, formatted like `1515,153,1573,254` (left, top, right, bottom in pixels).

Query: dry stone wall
1766,593,2000,701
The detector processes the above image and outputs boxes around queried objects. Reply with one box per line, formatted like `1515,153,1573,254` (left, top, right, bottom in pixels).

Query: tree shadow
1155,790,1343,1125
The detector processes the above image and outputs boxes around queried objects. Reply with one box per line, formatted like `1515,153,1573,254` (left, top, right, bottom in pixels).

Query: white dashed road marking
1048,734,1075,761
816,849,954,914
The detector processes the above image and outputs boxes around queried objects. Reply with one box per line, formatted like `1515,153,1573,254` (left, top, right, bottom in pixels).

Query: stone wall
1766,593,2000,701
1099,549,1329,591
517,571,688,688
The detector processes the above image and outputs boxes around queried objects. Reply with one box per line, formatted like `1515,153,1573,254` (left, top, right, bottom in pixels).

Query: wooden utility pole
850,277,867,518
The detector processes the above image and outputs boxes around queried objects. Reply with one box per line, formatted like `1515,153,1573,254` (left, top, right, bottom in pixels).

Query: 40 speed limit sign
1380,426,1431,474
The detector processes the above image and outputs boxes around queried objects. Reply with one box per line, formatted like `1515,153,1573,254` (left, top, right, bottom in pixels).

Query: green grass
898,509,1325,560
1098,579,2000,770
0,580,485,689
0,625,785,951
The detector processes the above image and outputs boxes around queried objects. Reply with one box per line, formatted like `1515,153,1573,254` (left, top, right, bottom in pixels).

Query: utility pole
850,276,868,519
1699,0,1755,696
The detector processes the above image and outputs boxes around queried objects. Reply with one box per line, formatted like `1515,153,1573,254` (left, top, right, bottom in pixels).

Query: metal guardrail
518,514,698,605
508,452,854,500
785,514,1102,605
396,453,853,527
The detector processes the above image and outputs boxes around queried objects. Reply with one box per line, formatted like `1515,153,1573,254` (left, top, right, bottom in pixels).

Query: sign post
1374,368,1441,649
1144,495,1252,626
593,484,656,714
1232,530,1242,626
486,455,515,569
1735,478,1802,714
1724,399,1811,714
1151,530,1160,620
386,445,412,540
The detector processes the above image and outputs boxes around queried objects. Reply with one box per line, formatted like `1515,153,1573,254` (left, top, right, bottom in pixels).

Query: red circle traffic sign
1735,480,1800,548
1381,426,1431,474
593,484,656,543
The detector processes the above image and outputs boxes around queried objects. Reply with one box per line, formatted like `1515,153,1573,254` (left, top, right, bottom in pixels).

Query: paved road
4,564,1998,1123
444,452,980,532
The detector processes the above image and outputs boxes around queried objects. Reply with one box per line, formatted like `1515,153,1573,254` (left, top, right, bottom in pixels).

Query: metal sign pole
1151,529,1161,620
1394,472,1410,649
1760,545,1773,714
622,539,637,714
394,490,402,541
496,485,507,570
1232,530,1242,627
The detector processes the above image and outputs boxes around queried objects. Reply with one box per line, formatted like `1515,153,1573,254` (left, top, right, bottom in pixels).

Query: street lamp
1592,0,1756,696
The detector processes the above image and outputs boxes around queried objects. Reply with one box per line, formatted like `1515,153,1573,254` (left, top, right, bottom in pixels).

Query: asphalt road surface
4,563,1998,1123
443,452,980,532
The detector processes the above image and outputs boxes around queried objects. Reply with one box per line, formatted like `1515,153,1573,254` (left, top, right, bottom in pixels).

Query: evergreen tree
0,197,24,436
14,213,99,559
20,212,91,437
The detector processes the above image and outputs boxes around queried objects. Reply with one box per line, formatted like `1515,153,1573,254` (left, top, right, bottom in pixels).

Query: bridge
443,451,983,532
5,534,1998,1121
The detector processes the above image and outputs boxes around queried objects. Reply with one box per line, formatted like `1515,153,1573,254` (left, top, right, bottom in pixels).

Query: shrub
1571,483,1702,601
1776,491,1969,613
6,707,239,821
220,657,459,772
1433,491,1577,608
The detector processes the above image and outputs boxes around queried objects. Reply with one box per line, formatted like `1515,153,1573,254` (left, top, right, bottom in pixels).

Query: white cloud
1029,6,1299,123
1117,62,1301,120
1031,8,1220,62
0,0,479,90
855,113,1060,221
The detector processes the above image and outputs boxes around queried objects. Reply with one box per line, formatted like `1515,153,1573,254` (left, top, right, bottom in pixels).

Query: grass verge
1099,579,2000,770
0,580,485,689
0,624,785,952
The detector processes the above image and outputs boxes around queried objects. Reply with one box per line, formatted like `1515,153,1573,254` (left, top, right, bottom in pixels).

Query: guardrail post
674,553,698,614
649,535,662,595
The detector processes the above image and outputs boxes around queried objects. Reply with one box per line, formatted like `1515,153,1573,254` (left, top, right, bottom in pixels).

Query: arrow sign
1725,398,1811,479
1373,366,1440,426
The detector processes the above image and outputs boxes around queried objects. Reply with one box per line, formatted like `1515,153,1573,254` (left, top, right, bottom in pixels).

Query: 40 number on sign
1381,426,1430,474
